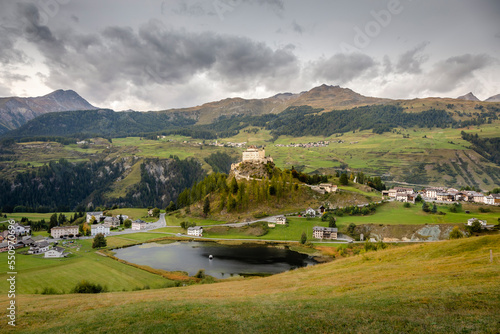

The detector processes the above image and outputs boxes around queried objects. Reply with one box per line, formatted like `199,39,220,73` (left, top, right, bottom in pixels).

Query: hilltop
4,235,499,333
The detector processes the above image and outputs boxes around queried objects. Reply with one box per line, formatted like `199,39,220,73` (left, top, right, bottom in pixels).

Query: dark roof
313,226,338,232
52,246,65,253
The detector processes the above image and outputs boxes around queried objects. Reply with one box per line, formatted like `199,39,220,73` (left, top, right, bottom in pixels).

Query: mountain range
0,90,97,133
1,85,500,134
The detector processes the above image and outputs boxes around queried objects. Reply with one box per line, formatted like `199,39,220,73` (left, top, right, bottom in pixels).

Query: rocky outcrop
356,224,462,242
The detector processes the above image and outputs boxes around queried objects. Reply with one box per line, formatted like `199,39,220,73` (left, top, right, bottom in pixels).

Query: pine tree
203,197,210,217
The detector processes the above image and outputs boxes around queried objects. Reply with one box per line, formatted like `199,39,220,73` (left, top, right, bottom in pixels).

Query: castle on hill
230,145,274,176
241,145,273,164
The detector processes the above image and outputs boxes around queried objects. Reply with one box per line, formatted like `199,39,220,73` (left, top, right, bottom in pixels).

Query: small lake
113,241,317,279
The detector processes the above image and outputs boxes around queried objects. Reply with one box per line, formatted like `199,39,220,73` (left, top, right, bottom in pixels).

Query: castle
230,145,273,173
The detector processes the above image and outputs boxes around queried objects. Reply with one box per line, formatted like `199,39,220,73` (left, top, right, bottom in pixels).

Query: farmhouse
313,226,338,240
425,187,446,199
275,216,287,225
0,241,9,253
86,211,104,223
45,246,67,258
132,219,147,231
91,224,110,236
51,225,79,238
305,208,316,217
187,226,203,237
28,240,50,254
12,223,31,236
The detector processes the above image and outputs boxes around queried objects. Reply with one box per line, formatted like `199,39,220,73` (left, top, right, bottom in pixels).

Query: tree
339,173,348,186
403,202,411,208
124,219,132,228
328,215,337,228
466,219,482,233
449,226,464,239
347,223,356,236
415,194,423,202
300,231,307,244
92,233,107,248
203,197,210,217
119,215,123,225
422,202,430,213
165,201,176,212
431,203,437,214
49,213,58,229
230,177,239,194
152,208,160,217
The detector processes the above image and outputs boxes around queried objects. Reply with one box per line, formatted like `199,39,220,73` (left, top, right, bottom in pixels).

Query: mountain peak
457,92,480,101
484,93,500,102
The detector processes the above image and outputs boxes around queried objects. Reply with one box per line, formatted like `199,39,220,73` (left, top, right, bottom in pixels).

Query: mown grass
3,235,499,333
0,239,173,294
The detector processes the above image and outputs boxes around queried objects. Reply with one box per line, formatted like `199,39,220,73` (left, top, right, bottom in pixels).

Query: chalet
313,226,338,240
51,225,79,239
86,211,104,223
12,223,31,236
91,224,110,236
28,240,50,254
131,219,147,231
467,218,487,227
19,237,34,247
187,226,203,237
491,194,500,205
318,183,337,193
275,216,287,225
318,205,326,214
305,208,316,217
45,246,67,258
0,230,8,241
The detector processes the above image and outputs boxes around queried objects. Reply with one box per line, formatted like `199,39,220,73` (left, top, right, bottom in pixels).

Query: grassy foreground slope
3,235,499,333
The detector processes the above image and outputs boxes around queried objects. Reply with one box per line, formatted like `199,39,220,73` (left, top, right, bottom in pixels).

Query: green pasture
0,239,173,294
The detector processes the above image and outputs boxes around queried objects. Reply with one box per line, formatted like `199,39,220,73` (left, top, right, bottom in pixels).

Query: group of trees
290,167,328,185
461,131,500,165
331,203,378,217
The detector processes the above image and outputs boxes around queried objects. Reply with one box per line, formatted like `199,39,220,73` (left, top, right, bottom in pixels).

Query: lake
113,241,317,279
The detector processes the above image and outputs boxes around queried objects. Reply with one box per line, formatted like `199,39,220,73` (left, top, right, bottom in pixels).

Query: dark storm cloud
15,10,298,99
396,42,429,74
0,25,27,65
427,54,496,92
311,53,376,84
172,0,284,17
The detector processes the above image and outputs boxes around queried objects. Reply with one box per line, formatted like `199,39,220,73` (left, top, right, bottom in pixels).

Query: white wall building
91,224,110,236
45,246,67,258
51,226,79,238
187,226,203,237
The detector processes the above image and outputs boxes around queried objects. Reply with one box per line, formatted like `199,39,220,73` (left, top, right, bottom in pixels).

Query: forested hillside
0,157,205,212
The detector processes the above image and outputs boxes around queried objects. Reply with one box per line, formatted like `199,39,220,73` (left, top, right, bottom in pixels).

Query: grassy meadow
1,235,498,333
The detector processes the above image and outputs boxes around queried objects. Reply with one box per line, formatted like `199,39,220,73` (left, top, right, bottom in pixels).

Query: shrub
403,202,411,208
194,269,206,279
124,219,132,228
449,226,464,239
72,280,107,293
300,232,307,244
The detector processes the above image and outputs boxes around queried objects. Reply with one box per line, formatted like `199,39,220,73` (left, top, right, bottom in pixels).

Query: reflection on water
114,241,317,279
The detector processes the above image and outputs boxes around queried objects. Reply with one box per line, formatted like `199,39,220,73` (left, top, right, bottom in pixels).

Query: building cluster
313,226,338,240
0,228,68,258
208,141,247,147
383,186,500,205
274,141,330,148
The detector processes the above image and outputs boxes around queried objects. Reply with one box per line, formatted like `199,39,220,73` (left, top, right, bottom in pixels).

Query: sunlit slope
4,235,499,333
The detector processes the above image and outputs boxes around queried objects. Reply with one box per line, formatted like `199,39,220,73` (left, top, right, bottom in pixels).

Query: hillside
3,235,499,333
0,90,97,133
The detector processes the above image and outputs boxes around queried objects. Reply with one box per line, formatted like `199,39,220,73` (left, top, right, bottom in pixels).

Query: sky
0,0,499,110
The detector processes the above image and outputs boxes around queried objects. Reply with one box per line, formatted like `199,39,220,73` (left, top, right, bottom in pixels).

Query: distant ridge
484,94,500,102
0,89,97,133
457,92,480,101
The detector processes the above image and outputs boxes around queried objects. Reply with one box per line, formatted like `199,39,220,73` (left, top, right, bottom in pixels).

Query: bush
300,232,307,244
72,280,107,293
403,202,411,208
479,207,491,213
194,269,206,279
124,219,132,228
92,233,107,249
449,226,464,239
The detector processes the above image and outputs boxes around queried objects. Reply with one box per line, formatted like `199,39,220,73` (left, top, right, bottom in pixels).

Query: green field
0,239,174,294
2,235,499,333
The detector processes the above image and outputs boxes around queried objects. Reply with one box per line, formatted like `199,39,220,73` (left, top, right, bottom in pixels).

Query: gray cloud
291,20,304,34
396,42,429,74
311,53,376,84
427,54,496,92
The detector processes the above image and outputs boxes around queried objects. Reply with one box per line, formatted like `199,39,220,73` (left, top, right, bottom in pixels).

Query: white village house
45,246,67,258
12,223,31,236
275,216,287,225
467,218,487,227
91,224,110,236
305,208,316,217
187,226,203,237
